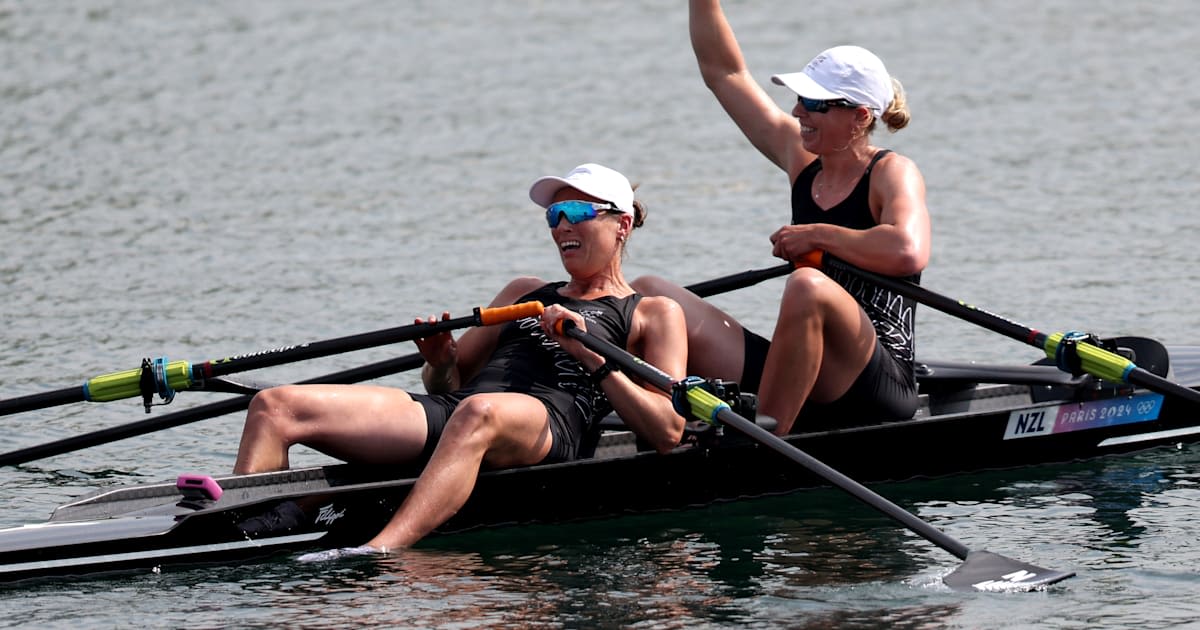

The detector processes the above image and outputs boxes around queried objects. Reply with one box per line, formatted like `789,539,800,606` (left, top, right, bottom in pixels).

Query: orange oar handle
795,250,825,269
477,300,544,326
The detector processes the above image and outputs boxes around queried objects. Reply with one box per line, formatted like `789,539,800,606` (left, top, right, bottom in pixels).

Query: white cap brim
528,163,635,214
771,72,841,100
770,46,894,119
528,176,574,209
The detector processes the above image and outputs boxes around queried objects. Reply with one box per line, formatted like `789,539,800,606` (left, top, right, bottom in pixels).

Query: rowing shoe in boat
0,337,1196,583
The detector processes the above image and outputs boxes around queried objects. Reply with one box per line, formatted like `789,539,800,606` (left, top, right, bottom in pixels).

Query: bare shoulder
629,295,687,375
636,294,682,315
875,150,923,178
633,295,685,331
871,150,926,204
490,276,547,306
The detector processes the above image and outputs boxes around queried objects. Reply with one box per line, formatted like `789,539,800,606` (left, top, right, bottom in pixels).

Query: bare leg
364,392,552,549
233,384,430,474
756,268,877,434
632,275,748,382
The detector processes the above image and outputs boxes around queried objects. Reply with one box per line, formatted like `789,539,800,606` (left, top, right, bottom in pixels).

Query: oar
558,319,1075,592
0,265,794,465
803,253,1200,406
684,262,793,298
0,302,544,417
0,354,427,467
682,253,824,299
1,263,797,420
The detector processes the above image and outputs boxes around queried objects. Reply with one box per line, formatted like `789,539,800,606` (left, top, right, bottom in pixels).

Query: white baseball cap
528,163,634,214
771,45,894,119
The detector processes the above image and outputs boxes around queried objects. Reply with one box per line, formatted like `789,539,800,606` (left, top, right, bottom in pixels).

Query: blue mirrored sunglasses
798,95,861,114
545,200,618,228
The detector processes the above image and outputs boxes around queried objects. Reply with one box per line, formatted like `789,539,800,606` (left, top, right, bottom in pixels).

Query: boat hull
1,345,1198,582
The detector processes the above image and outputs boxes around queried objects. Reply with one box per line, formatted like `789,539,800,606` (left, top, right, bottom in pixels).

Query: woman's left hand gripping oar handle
476,301,544,326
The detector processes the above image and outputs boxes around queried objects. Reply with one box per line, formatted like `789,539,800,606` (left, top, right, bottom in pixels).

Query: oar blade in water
943,550,1075,592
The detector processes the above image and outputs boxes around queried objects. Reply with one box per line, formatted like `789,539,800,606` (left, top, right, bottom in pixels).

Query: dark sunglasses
545,200,619,228
797,95,861,114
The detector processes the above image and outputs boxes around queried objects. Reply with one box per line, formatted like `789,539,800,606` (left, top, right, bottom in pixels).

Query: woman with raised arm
635,1,930,433
234,163,688,557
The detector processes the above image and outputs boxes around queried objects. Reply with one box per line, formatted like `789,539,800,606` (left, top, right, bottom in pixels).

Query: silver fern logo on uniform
577,308,605,322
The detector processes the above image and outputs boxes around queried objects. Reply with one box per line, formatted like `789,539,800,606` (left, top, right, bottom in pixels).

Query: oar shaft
684,263,793,298
683,252,824,299
0,388,85,417
0,262,805,460
195,313,479,378
0,260,803,458
193,301,542,382
0,397,253,467
0,261,800,418
858,267,1040,344
0,354,425,467
814,255,1200,405
0,302,543,417
709,406,970,559
559,321,971,560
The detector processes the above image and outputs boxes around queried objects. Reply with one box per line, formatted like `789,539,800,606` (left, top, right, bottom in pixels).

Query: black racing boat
0,339,1197,583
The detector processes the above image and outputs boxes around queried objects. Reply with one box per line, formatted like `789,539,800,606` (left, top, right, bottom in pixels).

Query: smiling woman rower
634,0,931,434
233,163,687,558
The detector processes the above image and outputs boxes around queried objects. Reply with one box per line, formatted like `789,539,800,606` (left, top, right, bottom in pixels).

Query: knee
245,386,299,434
442,395,499,443
780,268,834,314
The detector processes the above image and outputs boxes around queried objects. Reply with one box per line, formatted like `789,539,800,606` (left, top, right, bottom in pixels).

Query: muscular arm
540,297,688,453
690,0,813,176
771,153,931,276
601,296,689,454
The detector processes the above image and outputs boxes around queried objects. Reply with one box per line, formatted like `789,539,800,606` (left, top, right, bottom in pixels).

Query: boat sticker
315,504,346,527
1003,393,1164,440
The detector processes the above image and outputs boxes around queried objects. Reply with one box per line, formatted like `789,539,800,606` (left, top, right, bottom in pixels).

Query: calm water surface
2,1,1199,627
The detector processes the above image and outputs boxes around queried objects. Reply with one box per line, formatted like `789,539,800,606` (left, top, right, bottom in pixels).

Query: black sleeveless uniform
742,149,919,424
413,282,642,462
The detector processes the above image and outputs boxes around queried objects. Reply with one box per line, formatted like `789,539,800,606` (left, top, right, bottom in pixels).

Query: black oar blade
943,550,1075,592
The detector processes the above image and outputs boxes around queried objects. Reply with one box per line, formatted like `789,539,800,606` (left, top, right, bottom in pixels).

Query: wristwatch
590,361,619,384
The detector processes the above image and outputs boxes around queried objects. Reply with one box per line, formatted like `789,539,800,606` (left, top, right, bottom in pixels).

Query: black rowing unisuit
414,282,641,462
791,149,918,374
